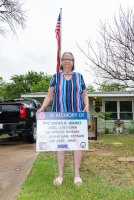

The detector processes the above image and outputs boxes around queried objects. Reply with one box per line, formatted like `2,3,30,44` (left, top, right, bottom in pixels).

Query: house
21,91,134,134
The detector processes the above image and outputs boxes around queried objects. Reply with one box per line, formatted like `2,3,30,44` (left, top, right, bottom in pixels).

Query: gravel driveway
0,136,39,200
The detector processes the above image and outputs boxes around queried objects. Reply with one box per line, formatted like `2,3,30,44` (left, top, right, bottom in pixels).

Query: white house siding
90,96,134,133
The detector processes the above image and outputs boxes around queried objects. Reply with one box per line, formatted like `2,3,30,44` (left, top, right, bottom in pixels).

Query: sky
0,0,134,86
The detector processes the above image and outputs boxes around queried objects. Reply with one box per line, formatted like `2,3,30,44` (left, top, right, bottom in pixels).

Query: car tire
18,134,22,137
27,123,37,143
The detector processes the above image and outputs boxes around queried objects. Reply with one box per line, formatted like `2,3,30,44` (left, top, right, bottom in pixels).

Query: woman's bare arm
82,89,89,112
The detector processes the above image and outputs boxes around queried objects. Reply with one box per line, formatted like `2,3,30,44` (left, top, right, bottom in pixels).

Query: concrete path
0,136,39,200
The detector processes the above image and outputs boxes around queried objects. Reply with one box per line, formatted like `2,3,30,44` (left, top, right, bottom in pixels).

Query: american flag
55,11,61,72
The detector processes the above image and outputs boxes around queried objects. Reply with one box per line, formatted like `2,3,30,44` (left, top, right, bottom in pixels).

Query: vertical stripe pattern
49,72,86,112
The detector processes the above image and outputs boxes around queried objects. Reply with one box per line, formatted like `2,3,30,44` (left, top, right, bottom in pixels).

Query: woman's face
61,53,74,72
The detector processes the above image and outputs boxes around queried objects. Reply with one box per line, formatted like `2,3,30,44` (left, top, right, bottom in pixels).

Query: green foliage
103,127,110,134
126,121,134,134
0,77,6,100
86,84,96,92
30,75,51,92
98,112,112,134
98,112,112,120
126,127,134,134
0,71,52,100
97,80,126,92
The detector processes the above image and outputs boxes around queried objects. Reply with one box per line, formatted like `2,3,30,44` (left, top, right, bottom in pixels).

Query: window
105,101,117,120
104,100,133,120
120,101,133,120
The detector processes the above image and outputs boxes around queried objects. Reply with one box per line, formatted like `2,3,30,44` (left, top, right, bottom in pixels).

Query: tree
97,80,126,92
78,6,134,89
30,75,52,92
0,0,26,36
0,76,6,100
0,71,52,100
86,84,96,92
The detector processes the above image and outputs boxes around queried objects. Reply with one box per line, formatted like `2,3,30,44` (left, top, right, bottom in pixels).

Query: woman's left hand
83,105,89,112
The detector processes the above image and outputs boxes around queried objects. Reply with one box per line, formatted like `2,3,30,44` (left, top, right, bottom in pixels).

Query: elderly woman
38,52,89,186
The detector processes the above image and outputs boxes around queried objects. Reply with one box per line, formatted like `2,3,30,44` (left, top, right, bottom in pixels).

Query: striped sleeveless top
49,72,86,112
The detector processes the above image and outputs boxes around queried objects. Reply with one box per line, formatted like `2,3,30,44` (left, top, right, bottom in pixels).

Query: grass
0,134,9,138
16,134,134,200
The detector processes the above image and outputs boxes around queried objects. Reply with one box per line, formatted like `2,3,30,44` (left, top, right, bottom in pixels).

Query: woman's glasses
62,58,73,62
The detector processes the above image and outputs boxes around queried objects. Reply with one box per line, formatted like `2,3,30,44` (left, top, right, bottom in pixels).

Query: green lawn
0,134,9,138
17,134,134,200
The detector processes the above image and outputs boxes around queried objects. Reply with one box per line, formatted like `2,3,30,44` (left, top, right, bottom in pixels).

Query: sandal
74,177,83,186
53,177,63,186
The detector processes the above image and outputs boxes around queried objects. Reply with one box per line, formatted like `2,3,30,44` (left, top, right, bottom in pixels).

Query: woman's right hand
37,107,44,112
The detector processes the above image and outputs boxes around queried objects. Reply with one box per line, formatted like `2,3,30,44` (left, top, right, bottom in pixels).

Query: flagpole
55,9,62,72
60,8,62,66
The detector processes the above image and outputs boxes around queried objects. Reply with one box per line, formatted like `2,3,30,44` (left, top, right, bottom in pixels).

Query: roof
21,91,134,98
87,91,134,97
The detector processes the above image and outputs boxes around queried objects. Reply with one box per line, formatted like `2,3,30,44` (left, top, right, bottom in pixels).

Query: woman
38,52,89,186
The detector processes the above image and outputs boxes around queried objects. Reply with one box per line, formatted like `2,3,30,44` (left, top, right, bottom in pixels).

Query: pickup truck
0,98,41,143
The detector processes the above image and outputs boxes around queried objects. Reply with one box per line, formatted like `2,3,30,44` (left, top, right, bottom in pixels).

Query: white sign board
36,112,88,151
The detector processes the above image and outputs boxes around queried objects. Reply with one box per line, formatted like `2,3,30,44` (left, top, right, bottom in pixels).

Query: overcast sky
0,0,133,86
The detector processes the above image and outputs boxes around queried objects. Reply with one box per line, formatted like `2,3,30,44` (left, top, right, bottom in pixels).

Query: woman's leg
73,150,83,185
56,151,66,177
73,150,82,177
54,151,66,185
